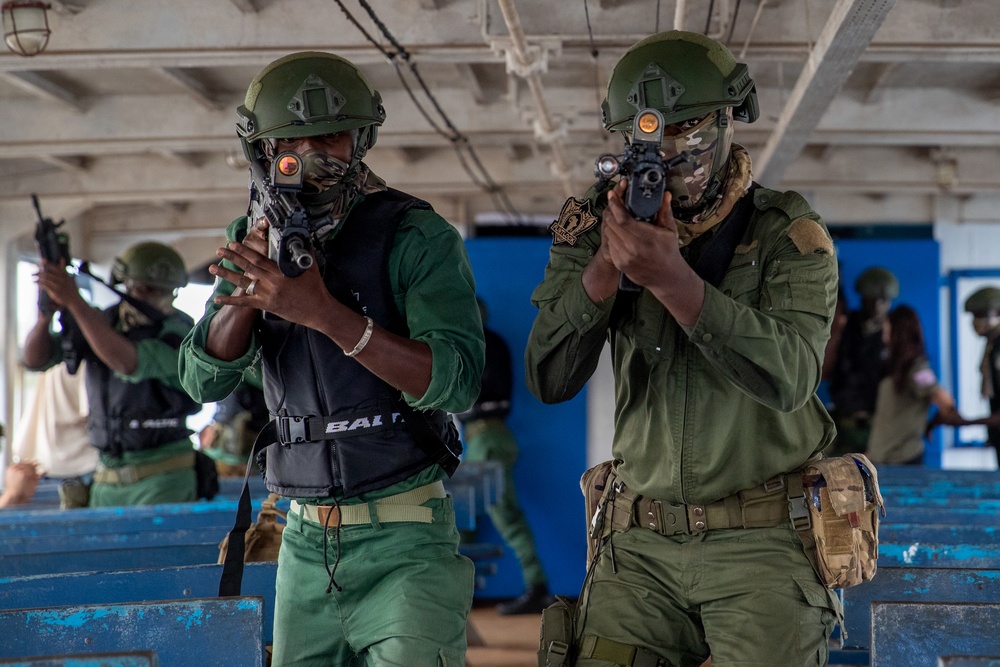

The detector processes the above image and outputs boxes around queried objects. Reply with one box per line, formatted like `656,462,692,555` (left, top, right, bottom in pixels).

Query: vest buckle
278,416,309,444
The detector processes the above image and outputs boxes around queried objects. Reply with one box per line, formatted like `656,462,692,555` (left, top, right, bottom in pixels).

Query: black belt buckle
645,499,690,536
279,416,309,444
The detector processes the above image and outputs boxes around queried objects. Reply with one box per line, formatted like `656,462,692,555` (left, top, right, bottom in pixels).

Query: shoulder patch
788,217,834,256
550,197,599,246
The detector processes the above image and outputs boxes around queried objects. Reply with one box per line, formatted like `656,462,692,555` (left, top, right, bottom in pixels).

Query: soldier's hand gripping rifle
246,152,315,279
594,108,689,293
32,194,86,374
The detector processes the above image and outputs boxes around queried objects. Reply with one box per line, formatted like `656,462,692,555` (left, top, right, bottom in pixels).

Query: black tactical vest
86,308,199,457
257,188,462,498
458,328,512,422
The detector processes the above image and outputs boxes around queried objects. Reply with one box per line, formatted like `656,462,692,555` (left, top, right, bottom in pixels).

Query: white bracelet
344,316,374,357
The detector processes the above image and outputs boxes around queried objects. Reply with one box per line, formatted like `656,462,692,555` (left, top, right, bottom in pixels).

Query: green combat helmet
601,30,758,131
854,267,899,301
601,31,758,214
111,241,187,290
964,287,1000,316
236,51,385,168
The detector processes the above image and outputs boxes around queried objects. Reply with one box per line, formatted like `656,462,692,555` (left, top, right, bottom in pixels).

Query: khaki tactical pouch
580,460,616,564
537,595,577,667
792,453,885,589
218,493,286,563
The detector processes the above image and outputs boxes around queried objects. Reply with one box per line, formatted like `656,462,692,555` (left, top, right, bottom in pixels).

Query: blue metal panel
0,597,264,667
0,563,277,644
876,467,1000,484
842,567,1000,650
465,237,589,599
0,653,156,667
882,507,1000,526
882,483,1000,500
871,602,1000,667
939,658,1000,667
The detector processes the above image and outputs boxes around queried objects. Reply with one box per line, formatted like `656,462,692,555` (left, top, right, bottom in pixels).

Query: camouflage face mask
659,109,734,213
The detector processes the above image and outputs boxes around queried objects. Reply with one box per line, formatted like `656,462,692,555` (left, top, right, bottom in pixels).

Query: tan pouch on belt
795,453,885,589
218,493,286,563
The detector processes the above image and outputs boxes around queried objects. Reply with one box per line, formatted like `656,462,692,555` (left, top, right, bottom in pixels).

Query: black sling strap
218,421,275,597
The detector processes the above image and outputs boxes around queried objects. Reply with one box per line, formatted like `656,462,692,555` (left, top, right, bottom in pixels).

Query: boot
496,583,555,615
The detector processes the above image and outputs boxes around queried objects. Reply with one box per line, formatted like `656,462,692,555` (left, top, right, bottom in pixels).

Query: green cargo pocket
792,575,841,666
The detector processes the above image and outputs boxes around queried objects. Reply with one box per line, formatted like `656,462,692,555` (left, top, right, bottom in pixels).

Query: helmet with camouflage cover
236,51,385,166
964,287,1000,316
601,31,759,215
854,267,899,301
111,241,187,290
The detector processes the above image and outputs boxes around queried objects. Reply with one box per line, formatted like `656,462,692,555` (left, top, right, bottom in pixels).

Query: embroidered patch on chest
550,197,599,246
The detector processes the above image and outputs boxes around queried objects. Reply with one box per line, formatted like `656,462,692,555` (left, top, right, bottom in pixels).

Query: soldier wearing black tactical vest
25,242,201,507
525,31,841,666
965,287,1000,453
829,266,899,456
179,52,484,666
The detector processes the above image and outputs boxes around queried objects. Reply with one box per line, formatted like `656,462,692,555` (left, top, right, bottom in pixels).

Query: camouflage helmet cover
601,30,759,132
854,267,899,300
964,286,1000,315
112,241,187,290
236,51,386,163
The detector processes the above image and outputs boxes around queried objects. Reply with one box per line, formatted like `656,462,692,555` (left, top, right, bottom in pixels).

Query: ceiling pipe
495,0,574,198
674,0,687,31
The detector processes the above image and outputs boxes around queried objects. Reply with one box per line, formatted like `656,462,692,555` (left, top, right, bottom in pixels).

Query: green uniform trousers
463,419,547,588
88,468,196,507
272,495,474,667
575,524,841,667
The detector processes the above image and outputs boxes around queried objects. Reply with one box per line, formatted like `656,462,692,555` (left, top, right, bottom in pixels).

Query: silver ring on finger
245,279,257,296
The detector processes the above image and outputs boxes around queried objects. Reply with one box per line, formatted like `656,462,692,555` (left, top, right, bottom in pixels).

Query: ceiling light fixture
2,2,51,57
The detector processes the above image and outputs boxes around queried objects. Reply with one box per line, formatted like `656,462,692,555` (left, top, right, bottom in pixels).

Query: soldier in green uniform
965,287,1000,453
179,52,484,666
828,266,899,456
25,242,201,507
459,298,554,615
525,31,841,666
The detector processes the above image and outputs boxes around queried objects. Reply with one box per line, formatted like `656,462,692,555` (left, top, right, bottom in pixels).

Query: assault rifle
246,152,315,279
31,194,85,374
594,108,689,292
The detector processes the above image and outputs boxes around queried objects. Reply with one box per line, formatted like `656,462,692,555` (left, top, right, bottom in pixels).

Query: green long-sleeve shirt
179,202,484,502
525,187,838,505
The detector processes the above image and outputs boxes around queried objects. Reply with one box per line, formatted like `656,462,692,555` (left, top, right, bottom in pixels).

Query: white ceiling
0,0,998,270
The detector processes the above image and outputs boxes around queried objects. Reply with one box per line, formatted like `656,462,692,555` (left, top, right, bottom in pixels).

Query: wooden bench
0,562,278,644
0,597,265,666
870,601,1000,667
0,653,157,667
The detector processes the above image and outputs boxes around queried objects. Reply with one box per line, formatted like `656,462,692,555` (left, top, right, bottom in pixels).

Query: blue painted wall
464,237,589,598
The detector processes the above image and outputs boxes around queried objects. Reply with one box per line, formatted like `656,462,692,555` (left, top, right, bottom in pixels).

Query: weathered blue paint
879,542,1000,568
879,524,1000,544
938,657,1000,667
0,544,221,578
0,653,157,667
0,597,264,666
0,527,230,556
842,567,1000,651
871,602,1000,667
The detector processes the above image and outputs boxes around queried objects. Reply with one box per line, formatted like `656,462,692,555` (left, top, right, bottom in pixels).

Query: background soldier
24,242,202,507
964,286,1000,453
829,266,899,456
459,297,554,615
526,31,840,665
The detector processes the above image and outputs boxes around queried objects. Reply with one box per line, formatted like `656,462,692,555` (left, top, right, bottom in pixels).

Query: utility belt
598,471,801,542
290,481,447,527
93,452,195,485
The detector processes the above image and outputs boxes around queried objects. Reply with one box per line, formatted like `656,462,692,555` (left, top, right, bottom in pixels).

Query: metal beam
156,68,224,111
755,0,899,184
0,71,86,113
